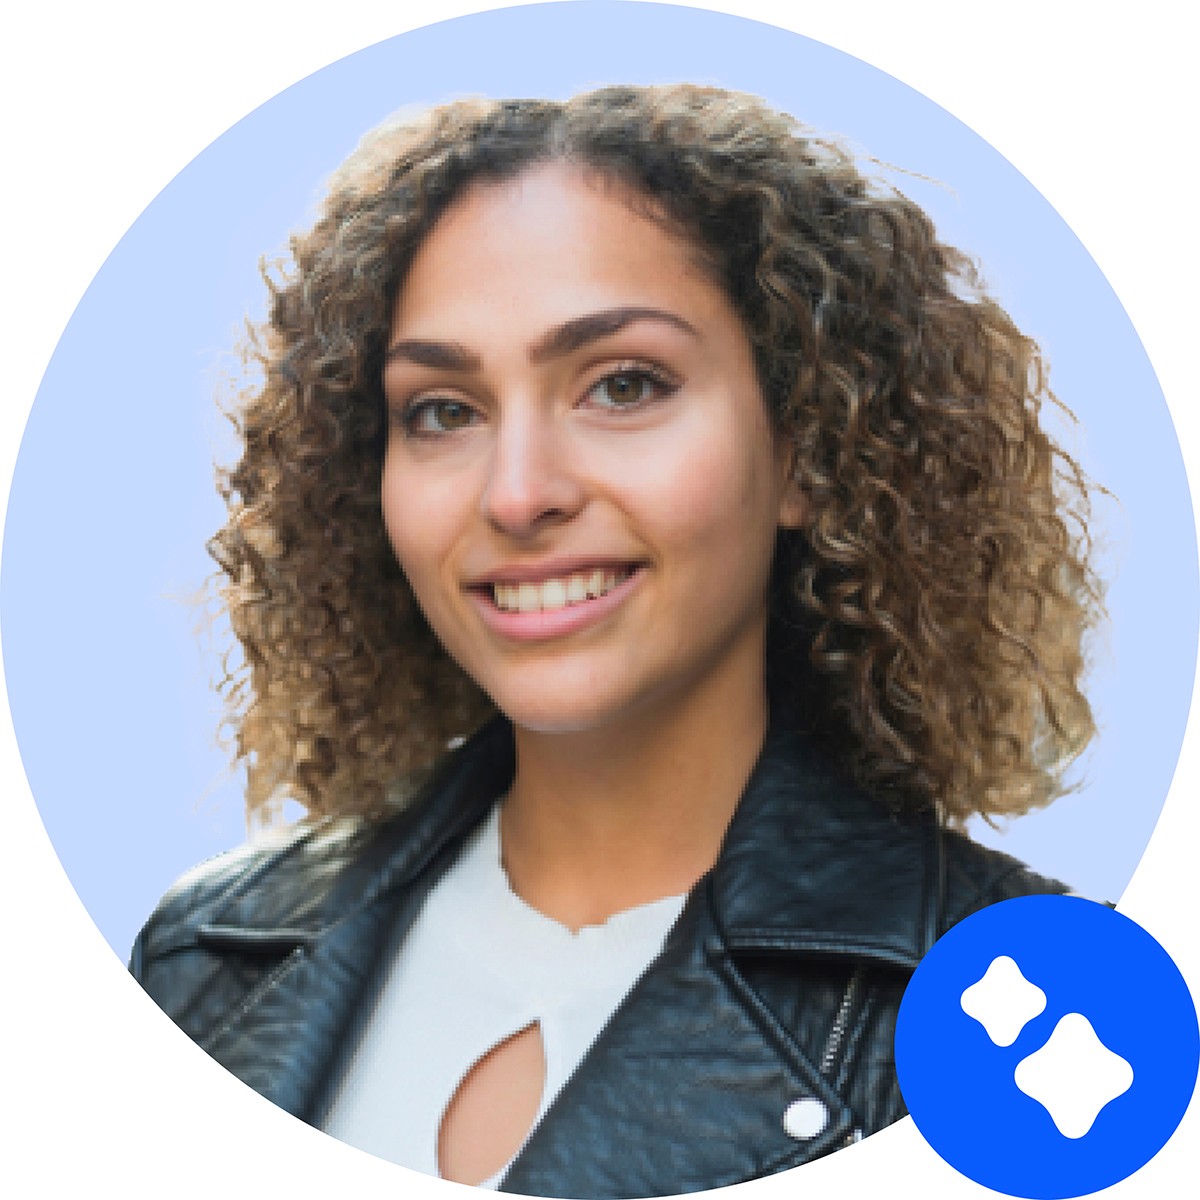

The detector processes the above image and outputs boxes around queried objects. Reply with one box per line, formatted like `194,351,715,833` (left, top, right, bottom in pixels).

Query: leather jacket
131,715,1066,1198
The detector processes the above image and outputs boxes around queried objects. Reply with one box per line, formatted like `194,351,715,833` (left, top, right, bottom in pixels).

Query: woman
131,84,1100,1196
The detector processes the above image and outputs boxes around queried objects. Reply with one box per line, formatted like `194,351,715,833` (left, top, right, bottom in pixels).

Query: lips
465,560,646,641
490,567,634,614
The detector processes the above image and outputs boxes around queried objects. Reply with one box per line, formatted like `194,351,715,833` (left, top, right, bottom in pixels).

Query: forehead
390,162,731,340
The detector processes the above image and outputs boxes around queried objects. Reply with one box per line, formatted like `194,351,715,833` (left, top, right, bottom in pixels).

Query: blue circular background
2,1,1194,959
895,896,1200,1197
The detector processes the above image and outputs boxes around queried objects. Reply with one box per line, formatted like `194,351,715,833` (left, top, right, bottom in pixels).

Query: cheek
633,416,780,564
380,459,457,594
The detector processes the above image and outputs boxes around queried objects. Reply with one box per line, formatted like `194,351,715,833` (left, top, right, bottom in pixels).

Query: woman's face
382,162,804,736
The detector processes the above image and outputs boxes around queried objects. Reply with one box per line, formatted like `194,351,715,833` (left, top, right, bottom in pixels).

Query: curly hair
211,84,1101,826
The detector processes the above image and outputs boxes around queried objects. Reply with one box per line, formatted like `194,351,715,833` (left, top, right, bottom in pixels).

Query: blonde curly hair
210,84,1101,825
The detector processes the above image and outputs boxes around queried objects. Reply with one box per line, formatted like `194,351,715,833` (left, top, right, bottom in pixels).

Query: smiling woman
130,85,1102,1197
382,164,804,750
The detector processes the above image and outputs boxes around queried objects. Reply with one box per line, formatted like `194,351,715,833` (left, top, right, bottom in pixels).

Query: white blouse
322,804,687,1188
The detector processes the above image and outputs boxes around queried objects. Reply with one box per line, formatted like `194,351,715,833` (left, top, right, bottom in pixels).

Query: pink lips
468,565,645,642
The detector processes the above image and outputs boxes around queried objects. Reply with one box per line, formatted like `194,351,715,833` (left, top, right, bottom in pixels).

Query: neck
499,651,770,932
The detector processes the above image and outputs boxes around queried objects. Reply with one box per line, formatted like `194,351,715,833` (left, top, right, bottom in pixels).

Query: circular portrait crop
2,3,1195,1198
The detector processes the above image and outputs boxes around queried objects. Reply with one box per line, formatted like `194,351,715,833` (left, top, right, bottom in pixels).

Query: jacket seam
927,816,947,948
200,945,308,1052
721,930,922,969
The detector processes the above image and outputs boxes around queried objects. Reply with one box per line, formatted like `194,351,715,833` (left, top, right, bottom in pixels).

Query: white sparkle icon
960,955,1047,1046
1014,1013,1134,1138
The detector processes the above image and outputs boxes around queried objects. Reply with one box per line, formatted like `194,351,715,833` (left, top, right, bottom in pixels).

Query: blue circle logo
895,896,1198,1198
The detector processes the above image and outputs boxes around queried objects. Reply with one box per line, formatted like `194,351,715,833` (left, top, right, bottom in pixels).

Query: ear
774,447,807,530
777,476,808,530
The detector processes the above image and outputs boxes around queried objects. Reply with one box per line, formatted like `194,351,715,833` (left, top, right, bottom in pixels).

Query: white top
322,804,687,1188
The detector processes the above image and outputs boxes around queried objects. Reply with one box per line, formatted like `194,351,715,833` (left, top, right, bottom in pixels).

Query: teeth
491,568,632,614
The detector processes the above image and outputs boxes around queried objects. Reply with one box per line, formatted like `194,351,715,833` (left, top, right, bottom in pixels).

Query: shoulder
130,816,372,970
130,724,508,979
129,815,385,1048
939,826,1070,931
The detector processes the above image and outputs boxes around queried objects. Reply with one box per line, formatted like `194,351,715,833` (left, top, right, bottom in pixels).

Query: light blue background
2,2,1193,957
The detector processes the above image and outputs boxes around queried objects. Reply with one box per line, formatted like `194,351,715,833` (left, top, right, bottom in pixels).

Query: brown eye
403,398,480,436
587,369,673,410
600,372,650,406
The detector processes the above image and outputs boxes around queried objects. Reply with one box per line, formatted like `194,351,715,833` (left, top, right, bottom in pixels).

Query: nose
480,403,585,537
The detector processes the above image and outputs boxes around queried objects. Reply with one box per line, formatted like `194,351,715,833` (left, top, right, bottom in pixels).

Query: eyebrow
384,306,700,372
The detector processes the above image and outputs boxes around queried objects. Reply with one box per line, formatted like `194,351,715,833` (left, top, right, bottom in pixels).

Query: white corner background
1,3,1195,1198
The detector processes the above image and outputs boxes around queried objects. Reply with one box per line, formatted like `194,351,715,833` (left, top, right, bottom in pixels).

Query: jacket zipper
819,967,863,1076
820,967,865,1147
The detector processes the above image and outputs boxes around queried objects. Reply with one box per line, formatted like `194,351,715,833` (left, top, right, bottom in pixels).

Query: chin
482,677,644,739
492,698,621,738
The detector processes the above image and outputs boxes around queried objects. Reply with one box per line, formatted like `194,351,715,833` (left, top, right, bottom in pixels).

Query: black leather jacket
131,716,1066,1198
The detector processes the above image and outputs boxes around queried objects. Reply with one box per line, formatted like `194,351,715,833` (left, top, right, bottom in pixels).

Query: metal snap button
782,1096,829,1140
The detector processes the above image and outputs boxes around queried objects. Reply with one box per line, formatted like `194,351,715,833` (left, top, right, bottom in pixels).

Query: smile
491,568,633,614
467,563,645,642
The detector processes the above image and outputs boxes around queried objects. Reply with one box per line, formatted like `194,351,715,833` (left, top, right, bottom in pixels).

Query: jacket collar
378,714,944,966
710,719,943,968
202,710,941,970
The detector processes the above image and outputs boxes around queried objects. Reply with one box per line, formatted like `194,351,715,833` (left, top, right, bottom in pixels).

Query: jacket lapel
193,720,514,1123
198,886,417,1121
500,885,858,1198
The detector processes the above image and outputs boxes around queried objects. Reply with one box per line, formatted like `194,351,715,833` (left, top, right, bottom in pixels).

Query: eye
585,367,676,410
399,398,481,437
